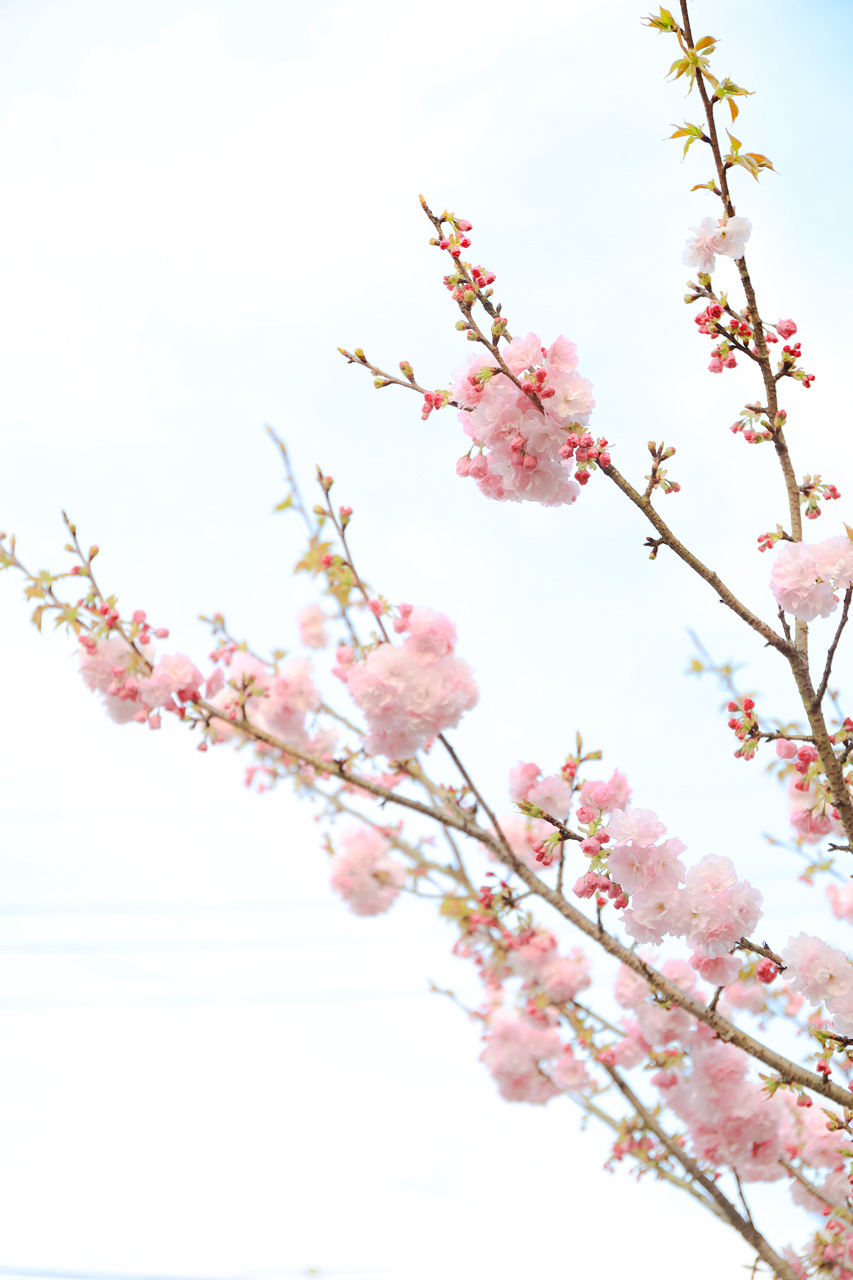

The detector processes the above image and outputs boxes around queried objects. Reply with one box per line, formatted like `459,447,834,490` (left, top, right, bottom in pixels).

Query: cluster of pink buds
729,316,753,342
694,301,723,333
779,339,816,388
572,870,627,909
785,742,820,776
757,526,788,553
420,389,450,421
435,226,472,259
521,366,556,400
470,265,496,291
708,342,738,373
728,697,759,759
558,433,611,484
731,405,788,446
800,474,841,522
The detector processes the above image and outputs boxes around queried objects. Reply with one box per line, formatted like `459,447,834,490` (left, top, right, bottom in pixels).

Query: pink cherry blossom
503,331,544,374
328,825,406,916
712,215,752,260
827,882,853,923
770,540,837,622
683,217,719,273
139,654,203,708
480,1008,562,1105
343,606,478,758
690,951,741,986
298,603,329,649
606,807,667,848
814,535,853,591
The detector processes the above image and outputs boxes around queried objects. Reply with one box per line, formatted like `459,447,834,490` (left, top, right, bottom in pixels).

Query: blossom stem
603,1061,800,1280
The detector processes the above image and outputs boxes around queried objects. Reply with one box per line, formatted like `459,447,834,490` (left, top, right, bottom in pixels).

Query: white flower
712,215,751,260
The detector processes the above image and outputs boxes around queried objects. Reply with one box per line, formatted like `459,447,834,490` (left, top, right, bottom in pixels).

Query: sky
1,0,852,1276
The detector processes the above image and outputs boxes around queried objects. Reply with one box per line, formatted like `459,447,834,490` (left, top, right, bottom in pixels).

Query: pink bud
154,627,169,639
775,739,797,760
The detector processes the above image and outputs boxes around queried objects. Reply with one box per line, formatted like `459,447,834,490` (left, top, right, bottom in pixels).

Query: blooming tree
6,5,853,1276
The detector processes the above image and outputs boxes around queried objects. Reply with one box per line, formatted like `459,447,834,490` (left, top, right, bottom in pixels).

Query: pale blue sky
0,1,851,1276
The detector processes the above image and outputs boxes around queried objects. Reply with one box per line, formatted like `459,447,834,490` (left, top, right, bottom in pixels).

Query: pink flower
453,338,594,509
480,1009,563,1105
139,653,203,708
770,540,837,622
545,335,579,372
690,951,741,986
814,535,853,591
782,932,853,1003
776,318,798,340
551,1047,590,1092
344,607,478,759
712,215,752,260
508,761,542,802
79,635,149,723
684,858,763,958
607,836,686,896
622,883,690,945
606,808,667,848
503,331,543,374
329,825,406,916
527,773,572,818
298,603,329,649
507,932,592,1004
827,882,853,923
683,217,719,273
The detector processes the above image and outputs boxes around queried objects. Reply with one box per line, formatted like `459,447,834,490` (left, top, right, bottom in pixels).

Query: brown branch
603,1062,800,1280
601,463,791,656
193,696,853,1109
737,938,785,971
813,586,853,712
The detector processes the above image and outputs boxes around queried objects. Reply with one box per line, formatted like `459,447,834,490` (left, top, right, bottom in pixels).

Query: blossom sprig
728,696,760,760
758,526,792,553
798,475,842,523
644,440,681,498
777,340,816,390
647,8,772,186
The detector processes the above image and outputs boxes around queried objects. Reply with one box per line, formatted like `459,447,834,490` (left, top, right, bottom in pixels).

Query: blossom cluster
207,650,327,752
505,929,592,1005
451,333,601,508
480,1006,590,1104
577,805,764,963
79,632,203,729
328,825,406,916
337,605,478,759
770,535,853,622
615,961,791,1181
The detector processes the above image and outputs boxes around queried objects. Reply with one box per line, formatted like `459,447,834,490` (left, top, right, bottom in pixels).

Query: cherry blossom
328,825,406,916
342,606,478,758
